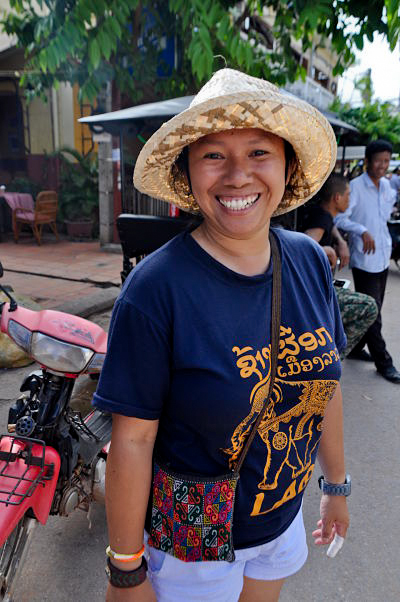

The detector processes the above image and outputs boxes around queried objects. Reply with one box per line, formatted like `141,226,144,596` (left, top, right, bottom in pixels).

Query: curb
54,287,119,318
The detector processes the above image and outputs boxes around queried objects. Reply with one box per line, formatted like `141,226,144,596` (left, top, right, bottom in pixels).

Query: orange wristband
106,544,145,562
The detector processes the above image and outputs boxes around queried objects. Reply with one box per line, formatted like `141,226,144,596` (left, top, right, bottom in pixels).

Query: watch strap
105,556,147,588
318,474,351,496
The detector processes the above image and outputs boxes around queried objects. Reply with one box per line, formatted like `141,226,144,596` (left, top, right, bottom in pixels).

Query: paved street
1,263,400,601
0,236,121,316
282,264,400,602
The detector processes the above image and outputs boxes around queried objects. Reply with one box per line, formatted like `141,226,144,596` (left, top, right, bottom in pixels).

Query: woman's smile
216,193,260,211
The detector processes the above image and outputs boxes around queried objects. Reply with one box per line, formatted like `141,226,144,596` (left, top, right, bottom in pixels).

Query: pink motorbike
0,262,111,601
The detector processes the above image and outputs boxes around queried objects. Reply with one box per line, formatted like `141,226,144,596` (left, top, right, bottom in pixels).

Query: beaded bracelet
106,544,145,562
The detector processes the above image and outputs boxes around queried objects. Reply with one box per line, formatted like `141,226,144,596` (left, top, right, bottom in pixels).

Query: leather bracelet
105,556,147,588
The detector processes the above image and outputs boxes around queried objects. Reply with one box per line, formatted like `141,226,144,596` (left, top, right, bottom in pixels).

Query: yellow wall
22,85,78,154
24,93,53,154
57,83,75,149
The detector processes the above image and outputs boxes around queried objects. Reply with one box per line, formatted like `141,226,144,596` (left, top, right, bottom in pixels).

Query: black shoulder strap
234,230,281,475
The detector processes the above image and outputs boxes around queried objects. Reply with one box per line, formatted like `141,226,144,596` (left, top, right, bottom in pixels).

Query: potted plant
55,147,99,239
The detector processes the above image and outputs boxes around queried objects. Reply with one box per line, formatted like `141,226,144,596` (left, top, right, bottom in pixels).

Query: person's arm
304,228,337,269
334,186,375,254
334,211,366,236
105,414,159,602
313,384,350,546
334,184,367,237
331,225,350,268
304,227,324,243
322,246,338,270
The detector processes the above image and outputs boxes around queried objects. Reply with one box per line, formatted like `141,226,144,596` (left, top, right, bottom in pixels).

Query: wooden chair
14,191,59,245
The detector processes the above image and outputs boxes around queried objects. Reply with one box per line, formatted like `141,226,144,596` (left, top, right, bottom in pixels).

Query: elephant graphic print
223,324,340,518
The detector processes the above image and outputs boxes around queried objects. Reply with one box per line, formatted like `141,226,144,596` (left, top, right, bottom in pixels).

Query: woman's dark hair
173,145,191,195
284,140,296,181
365,139,392,161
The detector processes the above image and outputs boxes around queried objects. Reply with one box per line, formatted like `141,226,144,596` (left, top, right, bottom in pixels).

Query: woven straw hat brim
134,88,337,216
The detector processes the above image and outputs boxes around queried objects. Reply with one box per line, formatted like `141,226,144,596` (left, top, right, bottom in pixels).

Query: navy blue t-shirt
94,228,346,549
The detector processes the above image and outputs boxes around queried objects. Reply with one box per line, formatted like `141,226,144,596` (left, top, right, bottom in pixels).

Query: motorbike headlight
86,352,106,373
31,332,94,373
8,320,32,353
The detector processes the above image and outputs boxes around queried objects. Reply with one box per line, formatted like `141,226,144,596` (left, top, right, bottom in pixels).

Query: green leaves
52,146,99,221
332,96,400,151
108,17,122,39
89,37,101,69
297,0,333,30
386,0,400,50
2,0,400,107
189,27,213,81
97,29,112,61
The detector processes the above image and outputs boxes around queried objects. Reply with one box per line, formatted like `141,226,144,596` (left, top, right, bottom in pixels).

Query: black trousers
352,267,393,370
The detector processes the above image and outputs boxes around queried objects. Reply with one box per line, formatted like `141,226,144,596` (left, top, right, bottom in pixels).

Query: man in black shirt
302,173,378,359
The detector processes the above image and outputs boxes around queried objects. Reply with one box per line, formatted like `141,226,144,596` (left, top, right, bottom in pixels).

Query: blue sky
338,33,400,105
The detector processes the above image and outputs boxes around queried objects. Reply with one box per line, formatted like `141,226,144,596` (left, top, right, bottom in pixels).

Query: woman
94,69,350,602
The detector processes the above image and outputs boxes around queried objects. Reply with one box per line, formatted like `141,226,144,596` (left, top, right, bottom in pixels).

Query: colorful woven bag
148,232,282,563
148,463,238,562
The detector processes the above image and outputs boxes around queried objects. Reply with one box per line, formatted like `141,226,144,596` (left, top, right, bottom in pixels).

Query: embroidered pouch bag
148,233,282,563
148,462,238,562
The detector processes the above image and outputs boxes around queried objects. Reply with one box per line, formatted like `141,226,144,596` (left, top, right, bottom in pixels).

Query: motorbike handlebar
0,284,18,312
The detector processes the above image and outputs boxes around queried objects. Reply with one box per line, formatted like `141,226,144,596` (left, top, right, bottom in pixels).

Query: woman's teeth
217,194,259,211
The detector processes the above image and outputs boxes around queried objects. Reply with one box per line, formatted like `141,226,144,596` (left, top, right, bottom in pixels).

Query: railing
284,76,335,111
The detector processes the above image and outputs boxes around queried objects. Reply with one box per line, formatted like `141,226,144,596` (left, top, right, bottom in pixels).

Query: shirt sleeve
92,298,171,419
389,182,397,205
303,207,332,234
334,181,367,237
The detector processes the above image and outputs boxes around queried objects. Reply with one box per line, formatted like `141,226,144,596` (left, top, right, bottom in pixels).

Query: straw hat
134,68,337,216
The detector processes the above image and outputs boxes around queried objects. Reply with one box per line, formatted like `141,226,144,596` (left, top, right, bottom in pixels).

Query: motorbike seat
116,214,198,283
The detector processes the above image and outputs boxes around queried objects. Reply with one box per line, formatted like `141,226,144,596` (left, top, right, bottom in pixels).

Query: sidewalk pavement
0,235,122,317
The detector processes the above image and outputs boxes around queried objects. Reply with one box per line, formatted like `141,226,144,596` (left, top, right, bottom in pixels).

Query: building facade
0,0,93,189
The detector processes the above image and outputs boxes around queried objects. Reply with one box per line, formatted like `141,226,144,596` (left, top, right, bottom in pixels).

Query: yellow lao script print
223,324,339,517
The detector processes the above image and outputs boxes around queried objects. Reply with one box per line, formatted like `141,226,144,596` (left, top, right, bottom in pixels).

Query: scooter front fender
0,436,60,544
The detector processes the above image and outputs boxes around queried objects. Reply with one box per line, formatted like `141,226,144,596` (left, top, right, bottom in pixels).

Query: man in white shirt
302,173,378,360
335,139,400,383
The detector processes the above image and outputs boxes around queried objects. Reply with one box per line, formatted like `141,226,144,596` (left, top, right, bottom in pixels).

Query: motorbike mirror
0,263,17,311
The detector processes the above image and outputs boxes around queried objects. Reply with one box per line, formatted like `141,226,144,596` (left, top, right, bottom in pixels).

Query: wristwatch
318,474,351,497
105,556,148,588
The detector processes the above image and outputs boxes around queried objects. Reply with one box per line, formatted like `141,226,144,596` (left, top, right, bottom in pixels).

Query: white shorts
145,507,308,602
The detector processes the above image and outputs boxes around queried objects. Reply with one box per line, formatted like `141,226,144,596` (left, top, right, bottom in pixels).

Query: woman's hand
312,494,349,546
106,579,157,602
